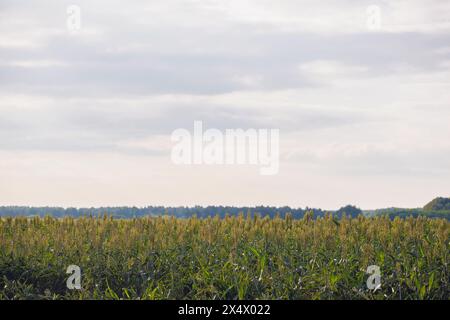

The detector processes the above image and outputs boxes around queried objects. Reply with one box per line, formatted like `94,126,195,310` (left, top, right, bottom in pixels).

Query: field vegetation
0,214,448,300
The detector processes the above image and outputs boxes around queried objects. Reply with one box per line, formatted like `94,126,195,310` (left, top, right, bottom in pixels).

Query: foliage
424,197,450,211
335,205,363,218
0,215,448,300
368,208,450,220
0,206,324,219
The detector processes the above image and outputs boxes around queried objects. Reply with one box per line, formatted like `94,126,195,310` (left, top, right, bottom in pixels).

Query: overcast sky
1,0,449,209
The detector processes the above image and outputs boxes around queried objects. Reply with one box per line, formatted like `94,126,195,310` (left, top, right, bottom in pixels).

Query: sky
0,0,449,210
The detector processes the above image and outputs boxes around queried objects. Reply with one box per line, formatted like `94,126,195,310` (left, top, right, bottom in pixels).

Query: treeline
0,205,363,219
368,208,450,220
0,205,447,220
423,197,450,211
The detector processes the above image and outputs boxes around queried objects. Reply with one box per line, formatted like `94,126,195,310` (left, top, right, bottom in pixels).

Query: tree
423,197,450,211
335,205,362,218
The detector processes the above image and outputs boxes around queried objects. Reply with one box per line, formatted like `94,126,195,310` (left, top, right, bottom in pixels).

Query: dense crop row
0,214,448,299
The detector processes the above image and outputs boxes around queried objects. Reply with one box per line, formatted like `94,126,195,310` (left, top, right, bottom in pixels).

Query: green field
0,214,448,300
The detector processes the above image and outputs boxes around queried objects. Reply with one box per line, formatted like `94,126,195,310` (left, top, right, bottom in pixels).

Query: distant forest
0,200,449,220
0,205,337,219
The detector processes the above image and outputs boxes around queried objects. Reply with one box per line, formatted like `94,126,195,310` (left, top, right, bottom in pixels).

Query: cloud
1,0,449,208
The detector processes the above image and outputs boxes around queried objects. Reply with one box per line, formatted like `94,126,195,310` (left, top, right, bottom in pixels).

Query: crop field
0,214,448,300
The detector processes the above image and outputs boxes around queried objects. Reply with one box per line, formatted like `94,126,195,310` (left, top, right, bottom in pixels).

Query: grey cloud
329,149,450,178
0,98,371,153
1,1,449,157
2,12,450,97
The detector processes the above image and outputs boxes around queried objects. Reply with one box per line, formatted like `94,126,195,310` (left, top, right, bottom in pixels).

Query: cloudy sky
1,0,449,209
